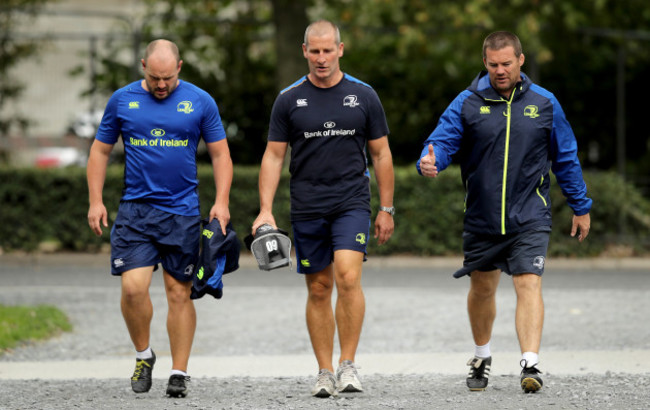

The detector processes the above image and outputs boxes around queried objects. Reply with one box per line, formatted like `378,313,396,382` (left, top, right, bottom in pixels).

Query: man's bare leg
465,269,500,391
305,266,335,372
333,250,365,364
467,270,501,346
163,272,196,373
121,267,155,351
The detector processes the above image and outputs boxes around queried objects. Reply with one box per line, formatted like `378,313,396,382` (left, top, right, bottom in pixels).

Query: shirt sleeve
416,90,469,175
94,91,122,144
268,93,290,142
549,96,593,215
200,93,227,143
365,88,390,140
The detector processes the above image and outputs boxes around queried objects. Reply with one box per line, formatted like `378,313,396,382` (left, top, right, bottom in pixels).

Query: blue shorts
292,209,371,274
110,201,201,282
453,227,551,278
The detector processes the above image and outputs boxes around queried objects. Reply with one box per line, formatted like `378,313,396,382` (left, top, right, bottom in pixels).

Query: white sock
135,346,153,360
522,351,539,367
170,369,188,377
474,342,491,358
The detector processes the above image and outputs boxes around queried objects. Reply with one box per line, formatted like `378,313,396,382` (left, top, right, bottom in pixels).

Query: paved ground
0,253,648,409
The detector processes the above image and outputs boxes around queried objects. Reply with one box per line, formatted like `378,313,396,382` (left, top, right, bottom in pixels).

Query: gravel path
0,254,648,409
1,374,648,409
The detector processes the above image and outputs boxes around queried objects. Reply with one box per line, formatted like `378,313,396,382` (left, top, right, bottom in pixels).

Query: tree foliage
83,0,650,187
0,0,54,139
321,0,650,175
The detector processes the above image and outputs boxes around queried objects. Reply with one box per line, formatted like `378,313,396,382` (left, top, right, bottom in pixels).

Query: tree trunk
271,0,309,91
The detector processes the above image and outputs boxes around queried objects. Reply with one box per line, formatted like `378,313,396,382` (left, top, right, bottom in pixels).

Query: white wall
5,0,145,138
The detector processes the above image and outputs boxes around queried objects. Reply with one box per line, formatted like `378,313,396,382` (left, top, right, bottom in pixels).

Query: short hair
304,20,341,46
482,31,522,59
143,39,181,64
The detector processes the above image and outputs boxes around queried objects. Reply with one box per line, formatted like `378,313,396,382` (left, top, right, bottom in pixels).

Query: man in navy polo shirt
252,20,395,398
87,39,233,398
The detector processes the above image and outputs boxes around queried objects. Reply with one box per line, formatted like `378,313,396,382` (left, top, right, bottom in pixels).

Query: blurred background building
2,0,144,167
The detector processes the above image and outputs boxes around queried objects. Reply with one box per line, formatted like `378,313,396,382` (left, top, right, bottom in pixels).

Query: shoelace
338,363,360,382
316,370,335,385
467,357,489,378
520,359,542,374
132,359,152,380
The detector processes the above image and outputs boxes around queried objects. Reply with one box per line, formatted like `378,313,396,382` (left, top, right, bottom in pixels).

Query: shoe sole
339,384,363,393
468,387,487,392
166,391,187,398
166,387,188,398
131,379,153,393
521,378,542,393
312,388,336,398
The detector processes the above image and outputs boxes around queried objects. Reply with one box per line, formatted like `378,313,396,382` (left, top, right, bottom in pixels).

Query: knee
122,283,149,303
335,270,361,295
469,277,498,300
307,279,333,303
513,274,542,294
165,282,192,306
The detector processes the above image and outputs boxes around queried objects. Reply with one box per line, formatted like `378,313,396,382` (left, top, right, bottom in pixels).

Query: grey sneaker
131,350,156,393
466,356,491,391
311,369,338,398
520,360,543,393
336,360,363,393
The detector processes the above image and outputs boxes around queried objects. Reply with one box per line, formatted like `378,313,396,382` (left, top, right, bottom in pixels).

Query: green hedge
1,165,649,256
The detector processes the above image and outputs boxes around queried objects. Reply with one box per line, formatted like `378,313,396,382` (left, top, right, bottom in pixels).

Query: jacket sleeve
416,90,470,175
549,96,593,215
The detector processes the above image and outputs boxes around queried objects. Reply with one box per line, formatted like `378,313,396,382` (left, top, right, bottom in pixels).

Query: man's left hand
209,203,230,235
374,211,394,245
571,213,591,242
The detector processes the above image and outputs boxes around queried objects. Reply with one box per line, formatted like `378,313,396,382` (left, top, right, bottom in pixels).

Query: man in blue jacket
417,31,591,393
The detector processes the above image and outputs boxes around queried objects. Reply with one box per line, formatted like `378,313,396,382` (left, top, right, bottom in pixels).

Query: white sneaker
336,360,363,392
311,369,338,398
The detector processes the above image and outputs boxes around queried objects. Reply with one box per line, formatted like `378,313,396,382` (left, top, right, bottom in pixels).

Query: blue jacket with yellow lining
417,71,592,236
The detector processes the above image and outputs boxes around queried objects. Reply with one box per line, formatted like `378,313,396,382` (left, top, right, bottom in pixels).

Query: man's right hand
88,203,108,236
420,144,438,178
251,211,277,235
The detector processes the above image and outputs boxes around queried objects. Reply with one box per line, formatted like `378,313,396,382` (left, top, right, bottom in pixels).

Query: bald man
87,39,233,398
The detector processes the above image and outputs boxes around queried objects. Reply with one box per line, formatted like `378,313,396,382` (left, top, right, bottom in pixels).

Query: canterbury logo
128,101,140,109
480,106,490,114
524,105,540,118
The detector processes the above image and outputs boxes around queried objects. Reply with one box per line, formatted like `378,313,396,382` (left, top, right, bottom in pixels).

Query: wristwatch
379,206,395,216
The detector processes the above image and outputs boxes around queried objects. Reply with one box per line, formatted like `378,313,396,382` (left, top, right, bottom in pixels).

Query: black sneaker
166,374,190,398
131,350,156,393
466,356,491,391
520,360,543,393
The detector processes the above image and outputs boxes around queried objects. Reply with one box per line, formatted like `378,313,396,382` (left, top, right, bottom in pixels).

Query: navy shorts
110,201,201,282
453,227,551,278
292,209,371,274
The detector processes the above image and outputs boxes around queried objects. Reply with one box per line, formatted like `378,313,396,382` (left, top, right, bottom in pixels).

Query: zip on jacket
417,72,592,236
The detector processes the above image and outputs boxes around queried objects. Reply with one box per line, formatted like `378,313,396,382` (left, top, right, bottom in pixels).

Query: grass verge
0,304,72,352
